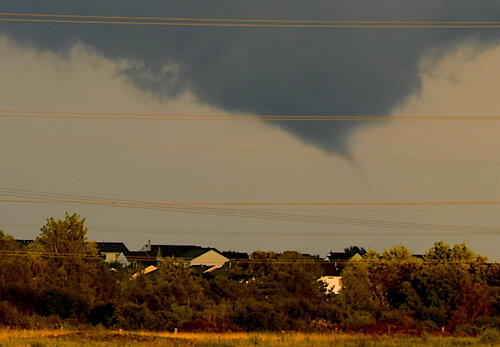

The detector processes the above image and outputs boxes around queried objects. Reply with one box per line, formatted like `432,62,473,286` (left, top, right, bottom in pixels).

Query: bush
0,300,21,326
422,306,447,328
309,318,334,331
452,323,480,336
232,298,287,331
480,328,500,345
20,313,63,330
343,311,377,328
89,303,116,327
115,303,157,330
38,288,88,320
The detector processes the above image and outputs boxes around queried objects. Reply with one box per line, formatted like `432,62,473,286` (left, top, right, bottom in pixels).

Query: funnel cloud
1,1,499,153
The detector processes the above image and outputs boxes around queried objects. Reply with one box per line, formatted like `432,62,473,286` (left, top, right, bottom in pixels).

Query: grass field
0,329,499,346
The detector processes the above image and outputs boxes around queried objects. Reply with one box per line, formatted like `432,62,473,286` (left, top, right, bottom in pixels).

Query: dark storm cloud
1,1,499,153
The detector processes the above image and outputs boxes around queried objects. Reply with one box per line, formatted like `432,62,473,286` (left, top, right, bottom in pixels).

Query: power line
0,250,488,264
1,110,500,122
3,132,500,167
2,12,500,25
0,12,499,29
0,250,101,260
3,196,500,207
1,187,500,235
359,154,500,167
0,223,476,238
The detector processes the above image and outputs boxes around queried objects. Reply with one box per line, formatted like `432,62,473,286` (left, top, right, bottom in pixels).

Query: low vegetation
0,330,499,346
0,213,499,339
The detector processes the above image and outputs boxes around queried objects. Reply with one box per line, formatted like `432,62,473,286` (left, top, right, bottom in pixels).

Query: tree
33,213,97,255
344,246,367,257
0,230,21,285
30,213,114,321
414,242,491,329
338,256,383,327
372,246,424,323
229,251,327,330
0,230,35,320
486,263,500,328
0,230,18,251
117,258,210,331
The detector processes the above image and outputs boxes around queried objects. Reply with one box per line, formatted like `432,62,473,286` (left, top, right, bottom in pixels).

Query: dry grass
0,329,345,345
0,329,495,346
0,329,70,339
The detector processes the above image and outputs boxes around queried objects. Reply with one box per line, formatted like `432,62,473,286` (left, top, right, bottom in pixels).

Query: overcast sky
1,3,499,261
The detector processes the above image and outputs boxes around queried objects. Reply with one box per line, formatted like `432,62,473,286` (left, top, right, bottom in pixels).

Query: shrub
89,303,116,327
0,300,21,326
38,288,88,320
480,328,500,345
115,303,157,330
343,311,377,328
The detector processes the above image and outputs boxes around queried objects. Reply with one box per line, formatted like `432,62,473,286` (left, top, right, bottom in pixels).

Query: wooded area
0,213,498,334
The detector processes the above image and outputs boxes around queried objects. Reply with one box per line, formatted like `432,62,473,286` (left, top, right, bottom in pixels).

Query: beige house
189,249,229,268
96,242,130,267
318,275,343,294
140,242,229,270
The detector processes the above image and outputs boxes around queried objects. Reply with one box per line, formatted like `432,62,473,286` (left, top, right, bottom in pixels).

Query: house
139,241,230,270
16,239,33,248
221,251,249,261
131,265,158,279
326,251,364,273
318,275,343,294
316,252,365,295
96,242,130,267
126,250,156,268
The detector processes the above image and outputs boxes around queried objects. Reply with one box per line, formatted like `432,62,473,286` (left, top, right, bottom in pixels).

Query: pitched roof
327,252,352,261
96,242,129,254
321,261,343,276
131,265,158,279
181,247,217,259
16,239,33,247
126,250,152,262
222,251,249,260
145,244,223,259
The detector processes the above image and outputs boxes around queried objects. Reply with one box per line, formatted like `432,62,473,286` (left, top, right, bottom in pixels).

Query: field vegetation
0,329,499,346
0,213,499,343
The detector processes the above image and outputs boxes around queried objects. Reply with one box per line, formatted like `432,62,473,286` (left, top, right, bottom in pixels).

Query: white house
96,242,130,267
319,275,343,294
140,242,229,268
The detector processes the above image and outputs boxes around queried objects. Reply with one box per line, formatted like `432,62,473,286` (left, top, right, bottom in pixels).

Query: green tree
30,213,114,321
0,230,21,285
485,263,500,328
0,229,37,323
415,242,491,329
229,251,327,330
368,246,424,326
337,254,387,327
33,213,97,255
0,229,18,251
117,259,210,331
344,246,367,257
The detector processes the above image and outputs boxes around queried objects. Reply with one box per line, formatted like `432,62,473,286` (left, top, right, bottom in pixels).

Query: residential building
139,242,230,270
96,241,130,267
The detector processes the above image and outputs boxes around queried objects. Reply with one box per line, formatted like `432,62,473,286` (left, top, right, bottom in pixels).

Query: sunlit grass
0,329,497,346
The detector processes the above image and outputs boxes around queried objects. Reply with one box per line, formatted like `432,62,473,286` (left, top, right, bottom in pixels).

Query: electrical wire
1,110,500,121
1,187,500,235
0,12,499,28
3,132,500,167
1,12,500,25
0,250,488,264
1,223,478,238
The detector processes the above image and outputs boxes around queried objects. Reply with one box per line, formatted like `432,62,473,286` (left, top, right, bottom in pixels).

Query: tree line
0,213,498,334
